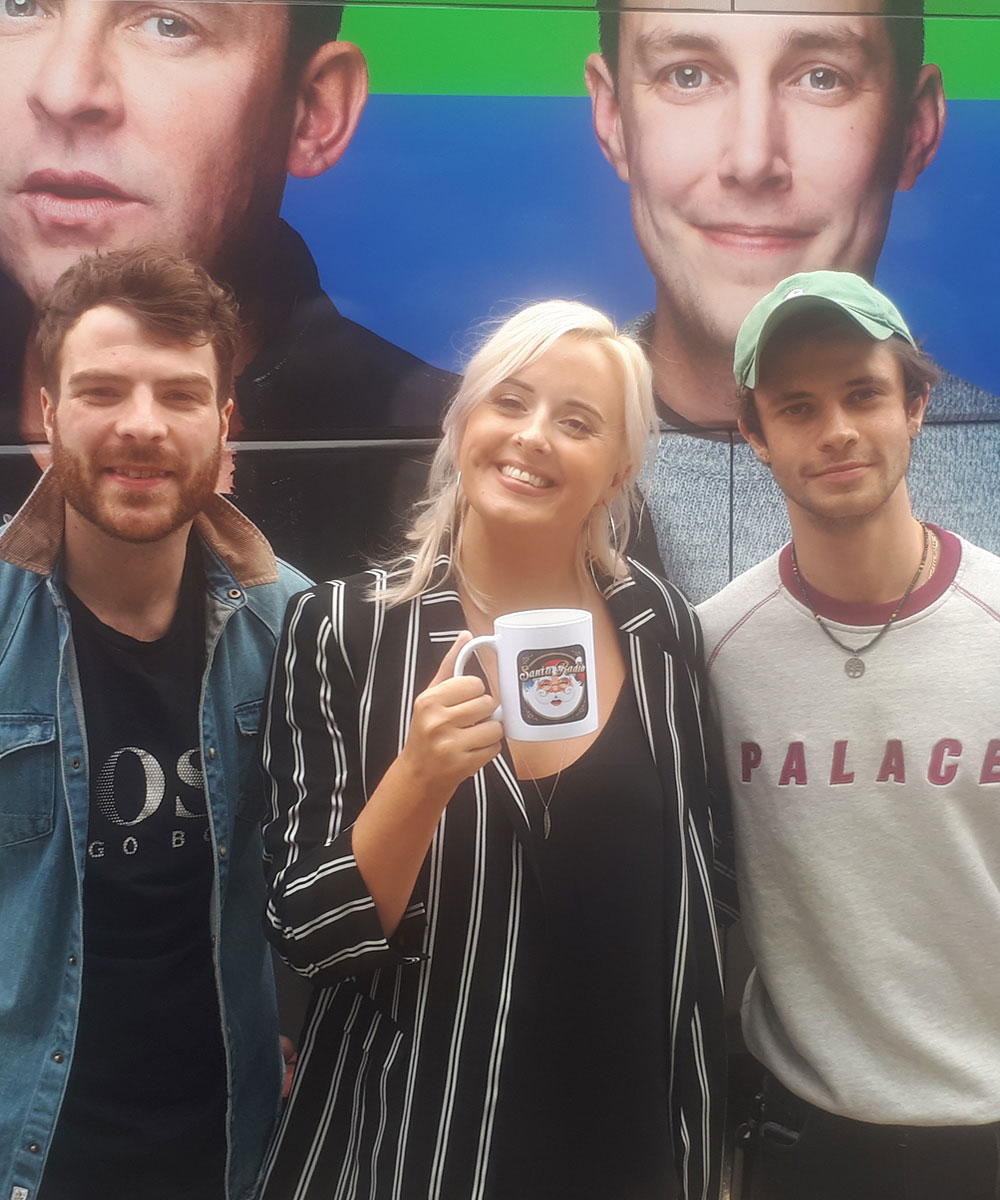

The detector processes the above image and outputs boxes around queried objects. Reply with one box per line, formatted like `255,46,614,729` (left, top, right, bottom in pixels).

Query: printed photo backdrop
2,0,999,585
286,1,1000,397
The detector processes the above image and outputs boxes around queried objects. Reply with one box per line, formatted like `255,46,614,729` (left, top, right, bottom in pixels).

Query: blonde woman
259,302,735,1200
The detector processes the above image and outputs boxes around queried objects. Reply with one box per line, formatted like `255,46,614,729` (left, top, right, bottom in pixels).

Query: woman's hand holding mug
399,632,504,799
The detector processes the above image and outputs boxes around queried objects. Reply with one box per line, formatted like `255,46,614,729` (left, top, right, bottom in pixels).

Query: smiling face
587,7,943,359
0,0,296,304
42,304,233,543
457,335,629,551
745,330,926,528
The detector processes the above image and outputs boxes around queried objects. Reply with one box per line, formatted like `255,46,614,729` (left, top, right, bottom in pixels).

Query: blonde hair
379,300,657,607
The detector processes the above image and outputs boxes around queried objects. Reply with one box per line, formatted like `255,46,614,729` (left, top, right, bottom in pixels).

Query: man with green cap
698,270,1000,1199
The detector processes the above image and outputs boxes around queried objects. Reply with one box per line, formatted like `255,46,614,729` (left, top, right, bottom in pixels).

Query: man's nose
115,393,169,442
28,11,124,130
817,406,860,450
717,82,792,193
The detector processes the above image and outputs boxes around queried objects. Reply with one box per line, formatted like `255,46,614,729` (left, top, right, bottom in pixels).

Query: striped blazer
259,560,737,1200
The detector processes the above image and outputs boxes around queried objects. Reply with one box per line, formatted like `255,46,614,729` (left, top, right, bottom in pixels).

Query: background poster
3,0,999,586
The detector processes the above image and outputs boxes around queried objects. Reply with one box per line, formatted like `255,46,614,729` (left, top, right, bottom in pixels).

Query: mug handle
453,635,503,722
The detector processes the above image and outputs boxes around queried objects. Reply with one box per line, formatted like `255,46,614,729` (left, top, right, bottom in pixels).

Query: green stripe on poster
926,19,1000,98
927,0,1000,15
342,6,596,96
341,5,1000,101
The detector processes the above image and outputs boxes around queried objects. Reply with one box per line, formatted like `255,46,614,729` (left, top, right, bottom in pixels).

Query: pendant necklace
790,521,930,679
527,756,566,840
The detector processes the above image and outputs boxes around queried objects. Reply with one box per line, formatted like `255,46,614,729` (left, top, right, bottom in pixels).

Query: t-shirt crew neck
778,523,960,628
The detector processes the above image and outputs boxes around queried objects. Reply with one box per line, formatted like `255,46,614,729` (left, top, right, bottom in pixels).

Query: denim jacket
0,471,309,1200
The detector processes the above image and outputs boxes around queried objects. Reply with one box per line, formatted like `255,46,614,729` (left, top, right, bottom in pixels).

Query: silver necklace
527,758,566,840
790,521,930,679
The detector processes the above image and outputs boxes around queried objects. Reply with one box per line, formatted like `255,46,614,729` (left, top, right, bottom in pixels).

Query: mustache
98,447,185,471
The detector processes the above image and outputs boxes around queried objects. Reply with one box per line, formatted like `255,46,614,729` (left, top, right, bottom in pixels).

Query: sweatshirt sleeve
261,583,426,984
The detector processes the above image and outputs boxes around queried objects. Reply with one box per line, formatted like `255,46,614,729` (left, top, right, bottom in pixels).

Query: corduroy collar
0,468,279,588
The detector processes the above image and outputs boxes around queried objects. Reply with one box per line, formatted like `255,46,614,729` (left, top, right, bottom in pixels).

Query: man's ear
219,397,234,444
738,418,770,464
585,53,630,183
906,387,930,435
896,64,945,192
41,388,56,446
286,42,369,179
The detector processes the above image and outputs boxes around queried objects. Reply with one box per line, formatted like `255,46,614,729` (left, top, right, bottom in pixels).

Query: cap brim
743,296,908,389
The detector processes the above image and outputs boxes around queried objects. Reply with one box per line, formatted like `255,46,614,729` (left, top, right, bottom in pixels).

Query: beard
50,427,223,545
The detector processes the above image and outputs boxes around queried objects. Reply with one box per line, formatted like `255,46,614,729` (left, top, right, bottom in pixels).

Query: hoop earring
588,551,602,594
607,504,618,549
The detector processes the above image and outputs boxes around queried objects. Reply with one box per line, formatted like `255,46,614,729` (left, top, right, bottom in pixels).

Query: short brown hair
36,246,242,402
738,307,941,441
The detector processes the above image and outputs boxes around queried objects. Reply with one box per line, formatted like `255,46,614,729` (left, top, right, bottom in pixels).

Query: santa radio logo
516,645,589,727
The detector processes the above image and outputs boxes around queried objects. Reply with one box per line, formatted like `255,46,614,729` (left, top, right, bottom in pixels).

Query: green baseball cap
733,271,916,390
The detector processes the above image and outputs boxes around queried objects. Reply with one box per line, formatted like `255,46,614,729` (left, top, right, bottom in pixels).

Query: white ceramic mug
453,608,598,742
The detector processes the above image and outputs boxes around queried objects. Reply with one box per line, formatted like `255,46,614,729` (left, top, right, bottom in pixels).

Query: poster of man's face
2,0,296,305
1,0,998,585
585,1,944,391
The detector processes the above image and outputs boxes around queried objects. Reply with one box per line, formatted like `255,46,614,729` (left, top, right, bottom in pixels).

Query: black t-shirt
41,541,228,1200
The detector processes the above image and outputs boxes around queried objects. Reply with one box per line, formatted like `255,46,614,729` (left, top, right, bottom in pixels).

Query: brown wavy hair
36,246,241,404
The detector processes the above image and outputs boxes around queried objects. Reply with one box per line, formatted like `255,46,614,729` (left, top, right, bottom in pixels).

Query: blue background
282,95,1000,398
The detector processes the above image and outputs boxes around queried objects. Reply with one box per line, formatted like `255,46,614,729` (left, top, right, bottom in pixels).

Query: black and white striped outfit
259,559,737,1200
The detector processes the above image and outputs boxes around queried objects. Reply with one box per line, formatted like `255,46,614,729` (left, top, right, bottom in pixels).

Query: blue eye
140,13,194,38
670,64,705,89
4,0,39,17
805,68,840,91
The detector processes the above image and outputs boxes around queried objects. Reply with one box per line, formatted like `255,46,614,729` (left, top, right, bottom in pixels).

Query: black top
489,686,675,1200
41,542,227,1200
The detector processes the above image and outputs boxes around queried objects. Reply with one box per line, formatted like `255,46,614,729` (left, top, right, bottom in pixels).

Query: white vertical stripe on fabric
690,1006,712,1200
318,592,344,844
259,586,290,867
358,572,385,800
299,991,362,1200
391,811,447,1200
428,776,491,1198
688,810,724,987
334,1009,389,1200
275,590,313,874
679,1109,692,1200
490,752,531,829
471,835,524,1200
367,1029,404,1200
629,638,657,767
397,595,420,754
391,963,402,1025
333,1011,378,1200
664,651,692,1092
258,986,335,1191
